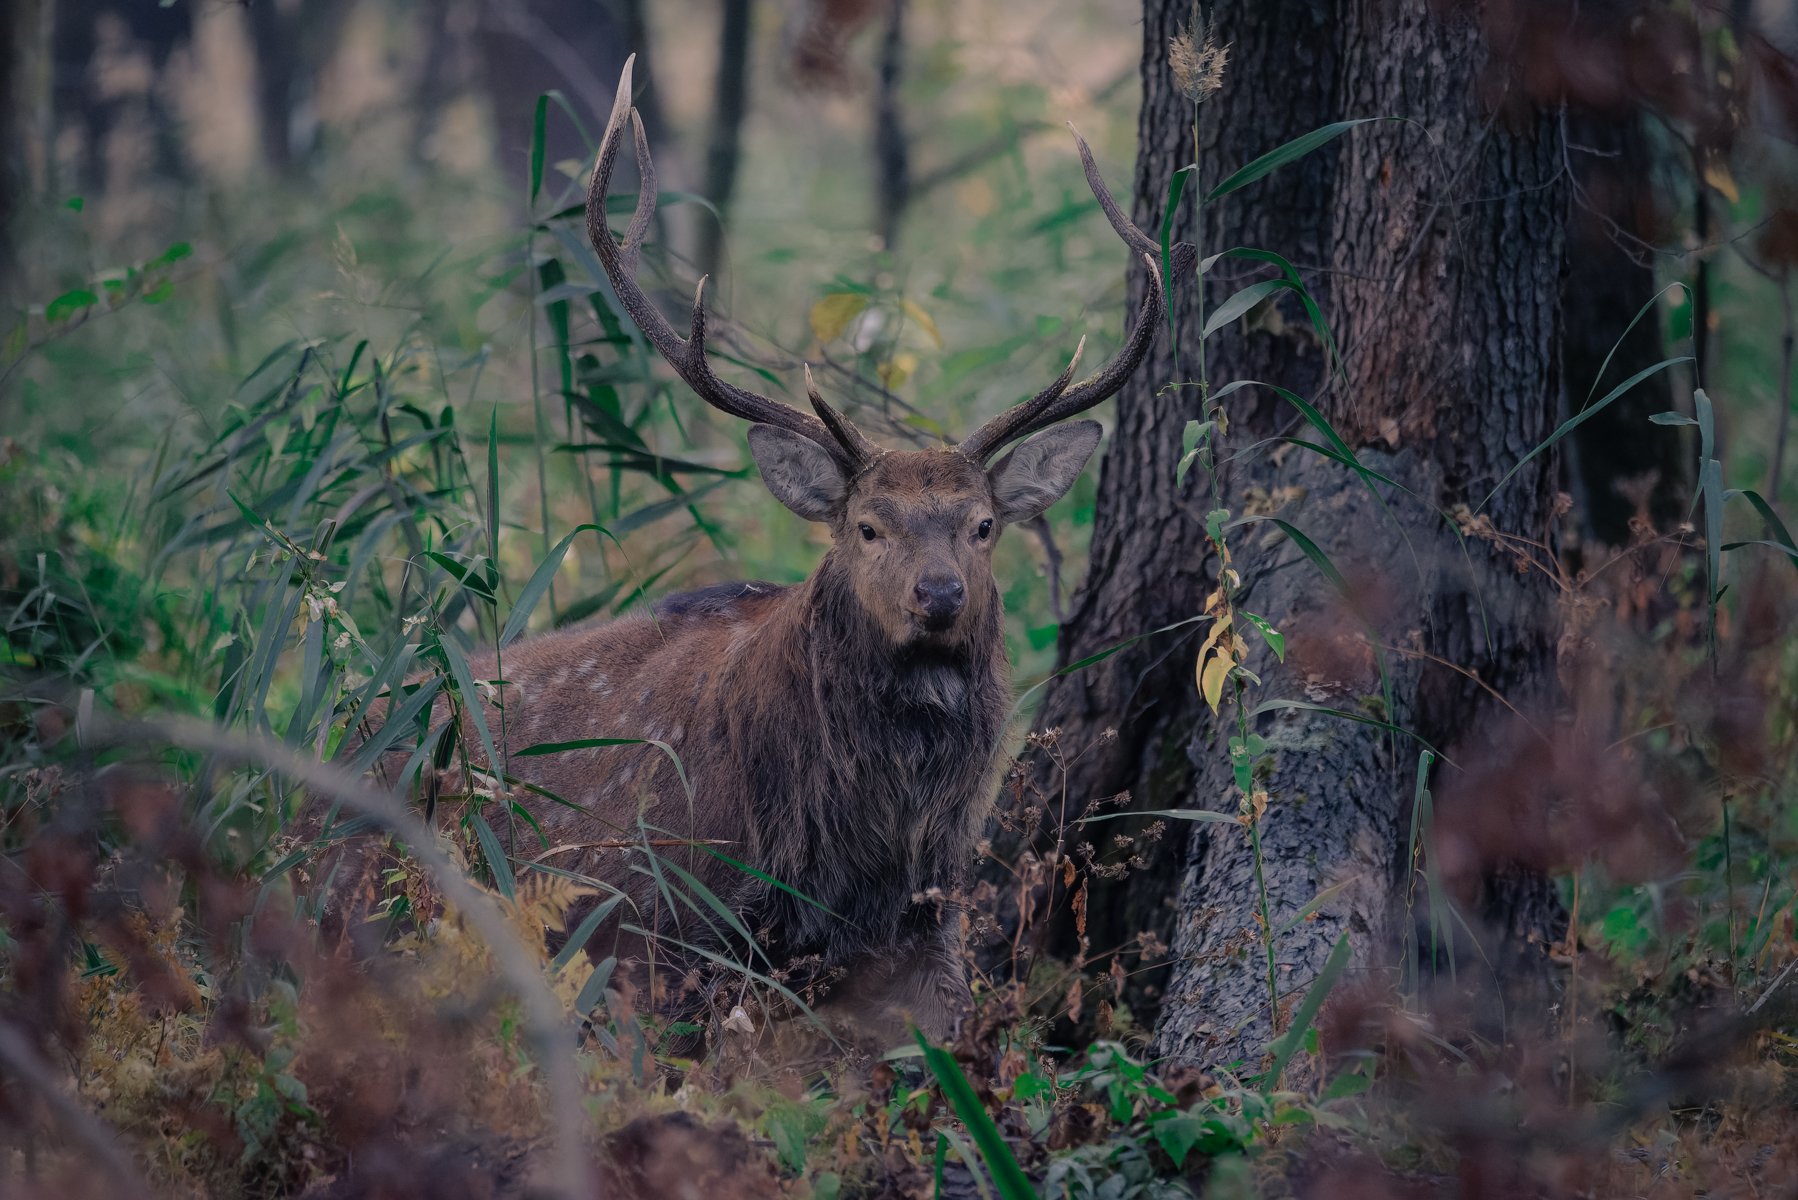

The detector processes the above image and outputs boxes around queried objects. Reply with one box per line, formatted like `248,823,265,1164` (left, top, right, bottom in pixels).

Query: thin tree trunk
871,0,910,252
1,0,55,305
697,0,753,279
1562,110,1686,548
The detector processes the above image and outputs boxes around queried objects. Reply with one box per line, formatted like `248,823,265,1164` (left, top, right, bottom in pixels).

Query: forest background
4,0,1798,1197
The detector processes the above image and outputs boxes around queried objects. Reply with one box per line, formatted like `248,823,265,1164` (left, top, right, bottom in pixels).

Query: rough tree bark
1011,0,1342,1014
1015,0,1570,1067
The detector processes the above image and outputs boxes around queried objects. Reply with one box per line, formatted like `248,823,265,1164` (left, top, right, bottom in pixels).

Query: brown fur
411,448,1078,1037
306,57,1164,1042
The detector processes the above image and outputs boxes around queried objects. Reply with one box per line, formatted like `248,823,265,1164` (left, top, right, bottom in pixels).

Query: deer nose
914,576,966,625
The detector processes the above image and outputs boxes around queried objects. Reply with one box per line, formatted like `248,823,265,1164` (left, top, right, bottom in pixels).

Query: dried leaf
809,293,868,343
900,298,942,347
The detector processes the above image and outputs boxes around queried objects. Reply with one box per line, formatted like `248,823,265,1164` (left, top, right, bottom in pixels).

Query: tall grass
4,32,1798,1200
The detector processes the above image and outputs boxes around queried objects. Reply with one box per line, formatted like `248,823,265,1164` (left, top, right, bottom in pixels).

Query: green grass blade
916,1032,1037,1200
501,523,616,647
1202,279,1289,338
1478,356,1692,513
530,94,549,207
1160,164,1196,344
1080,808,1238,825
698,846,853,924
552,894,626,970
434,633,501,779
1728,489,1798,578
1582,282,1688,410
472,812,517,899
1203,247,1343,382
1205,118,1395,203
1263,932,1351,1091
1249,698,1448,763
573,954,617,1017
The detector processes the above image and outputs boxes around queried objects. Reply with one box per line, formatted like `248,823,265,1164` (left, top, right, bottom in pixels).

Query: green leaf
433,634,502,782
699,845,853,924
1206,118,1397,203
1264,932,1352,1091
1160,164,1196,341
427,551,497,603
1202,247,1344,382
501,523,614,647
530,94,550,205
551,894,626,970
471,813,516,899
573,955,617,1015
45,289,99,322
1584,282,1687,410
1240,611,1285,661
916,1033,1036,1200
1249,698,1448,763
1649,411,1697,426
487,405,502,566
1081,807,1238,825
1201,279,1288,338
1150,1112,1206,1168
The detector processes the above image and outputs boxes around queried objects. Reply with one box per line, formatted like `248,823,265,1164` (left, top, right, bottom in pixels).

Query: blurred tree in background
5,0,1798,1195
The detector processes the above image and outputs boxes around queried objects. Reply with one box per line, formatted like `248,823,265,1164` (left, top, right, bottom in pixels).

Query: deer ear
747,424,849,522
987,420,1102,523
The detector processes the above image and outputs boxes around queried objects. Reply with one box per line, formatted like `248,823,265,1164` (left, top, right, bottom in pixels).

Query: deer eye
976,519,993,540
859,524,878,542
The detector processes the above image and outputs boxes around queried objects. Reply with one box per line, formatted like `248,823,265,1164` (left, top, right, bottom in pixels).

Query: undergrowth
4,24,1798,1200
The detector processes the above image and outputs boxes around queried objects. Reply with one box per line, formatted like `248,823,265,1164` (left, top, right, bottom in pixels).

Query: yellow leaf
900,298,943,348
878,351,918,390
809,293,868,344
1702,160,1739,205
1200,650,1231,713
1196,611,1232,662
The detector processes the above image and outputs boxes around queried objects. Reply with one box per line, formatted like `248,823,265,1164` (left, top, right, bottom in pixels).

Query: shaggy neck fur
723,549,1010,963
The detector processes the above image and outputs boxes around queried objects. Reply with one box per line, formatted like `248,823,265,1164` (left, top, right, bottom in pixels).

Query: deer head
588,56,1163,650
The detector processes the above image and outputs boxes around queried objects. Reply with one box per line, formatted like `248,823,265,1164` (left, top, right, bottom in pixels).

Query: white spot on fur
589,673,610,694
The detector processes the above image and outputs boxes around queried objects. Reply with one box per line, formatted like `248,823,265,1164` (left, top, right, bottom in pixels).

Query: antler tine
959,251,1164,465
1017,253,1163,431
957,337,1085,463
955,125,1180,465
587,56,862,466
1069,123,1156,259
804,365,879,465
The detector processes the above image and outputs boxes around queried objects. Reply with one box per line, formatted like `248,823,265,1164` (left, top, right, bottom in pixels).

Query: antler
588,56,872,470
957,124,1187,465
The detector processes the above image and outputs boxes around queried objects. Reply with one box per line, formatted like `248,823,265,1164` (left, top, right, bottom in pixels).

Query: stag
385,58,1165,1038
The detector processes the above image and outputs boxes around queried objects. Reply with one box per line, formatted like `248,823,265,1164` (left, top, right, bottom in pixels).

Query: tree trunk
1,0,55,305
1562,111,1686,549
697,0,753,279
1007,0,1341,1018
1010,0,1570,1068
871,0,910,252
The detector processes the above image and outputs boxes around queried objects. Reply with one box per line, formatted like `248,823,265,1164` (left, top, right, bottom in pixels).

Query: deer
341,56,1168,1042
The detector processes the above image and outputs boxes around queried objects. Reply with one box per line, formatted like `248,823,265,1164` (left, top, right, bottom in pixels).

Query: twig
1748,957,1798,1016
0,1023,154,1200
82,711,596,1200
1024,515,1066,622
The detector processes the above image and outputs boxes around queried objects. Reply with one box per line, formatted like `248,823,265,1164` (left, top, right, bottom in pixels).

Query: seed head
1169,14,1229,104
